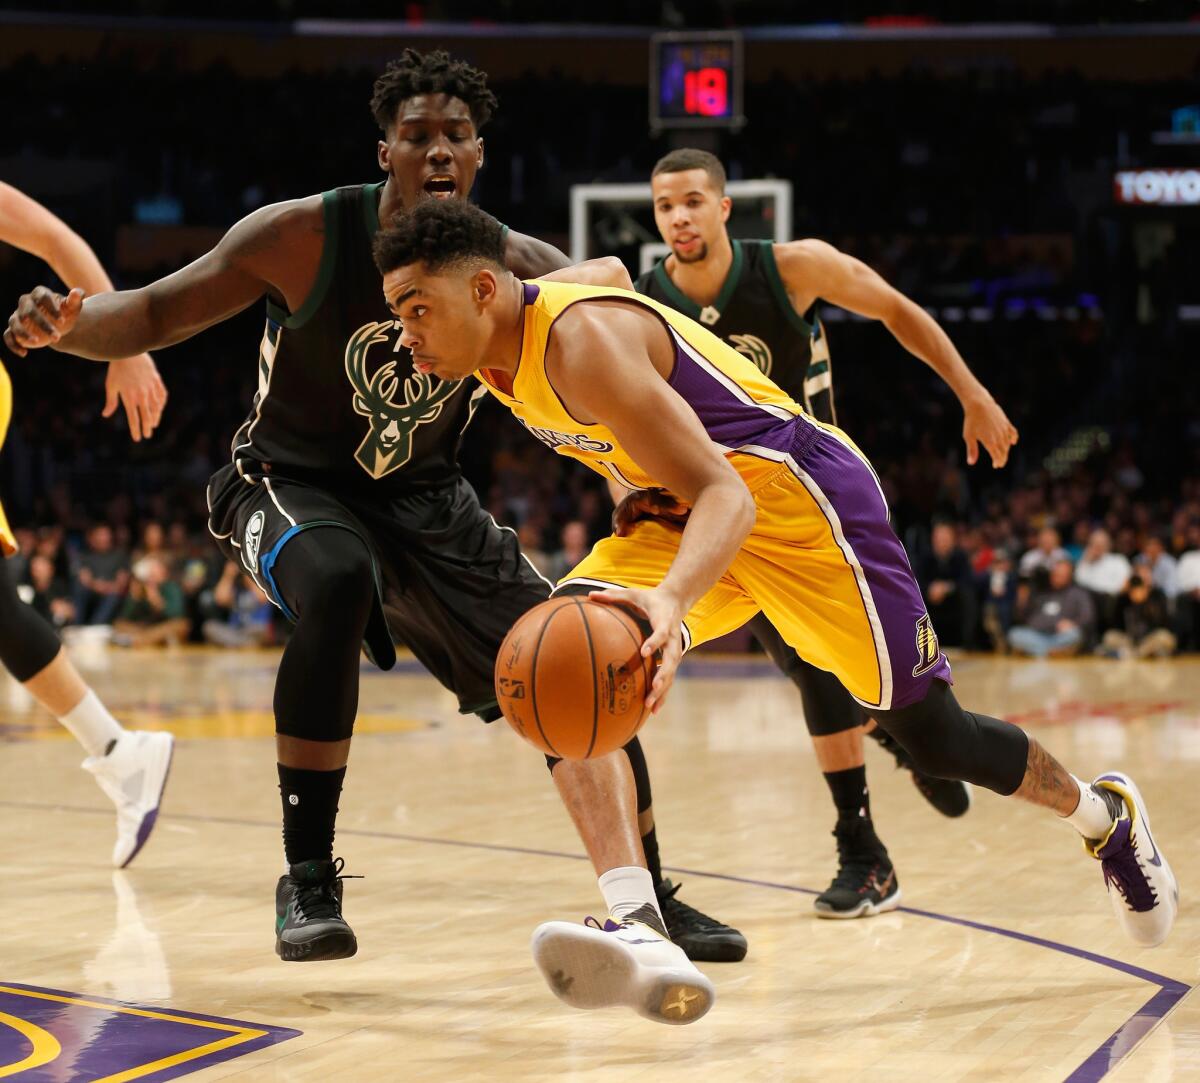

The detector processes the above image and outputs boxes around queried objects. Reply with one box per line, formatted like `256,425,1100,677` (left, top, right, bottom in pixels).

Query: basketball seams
528,598,572,759
593,603,652,744
574,599,601,759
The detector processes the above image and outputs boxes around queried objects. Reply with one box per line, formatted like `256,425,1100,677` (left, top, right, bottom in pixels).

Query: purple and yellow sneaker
1089,772,1178,947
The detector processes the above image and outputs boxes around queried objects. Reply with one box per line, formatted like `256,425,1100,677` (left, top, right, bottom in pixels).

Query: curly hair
370,49,498,133
373,198,506,276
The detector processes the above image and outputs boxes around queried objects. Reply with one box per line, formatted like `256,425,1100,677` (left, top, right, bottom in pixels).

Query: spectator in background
1137,535,1179,602
112,554,188,647
26,553,75,629
981,547,1018,652
1098,573,1176,659
1008,556,1096,658
1018,525,1067,581
71,524,130,625
916,521,976,647
516,522,550,578
1174,523,1200,651
1074,528,1131,633
202,562,275,648
543,520,590,585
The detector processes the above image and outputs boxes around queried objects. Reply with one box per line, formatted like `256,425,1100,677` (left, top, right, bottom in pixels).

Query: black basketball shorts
206,464,551,719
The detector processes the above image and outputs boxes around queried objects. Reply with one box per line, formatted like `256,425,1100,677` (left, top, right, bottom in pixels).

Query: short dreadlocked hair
370,49,498,133
373,198,506,277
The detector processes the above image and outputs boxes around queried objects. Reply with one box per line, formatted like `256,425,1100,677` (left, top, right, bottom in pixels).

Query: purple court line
1,799,1189,1082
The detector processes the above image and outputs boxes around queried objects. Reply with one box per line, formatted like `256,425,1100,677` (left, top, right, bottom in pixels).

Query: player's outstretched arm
547,302,756,711
0,181,168,440
4,198,316,362
775,239,1019,468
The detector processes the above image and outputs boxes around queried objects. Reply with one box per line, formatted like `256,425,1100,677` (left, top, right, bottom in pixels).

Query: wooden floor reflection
0,646,1196,1081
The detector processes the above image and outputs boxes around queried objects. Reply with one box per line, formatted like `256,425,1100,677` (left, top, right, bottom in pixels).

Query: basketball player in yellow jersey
0,182,174,867
371,198,1176,1021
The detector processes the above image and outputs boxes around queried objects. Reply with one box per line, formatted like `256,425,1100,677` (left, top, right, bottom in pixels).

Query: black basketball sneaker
868,726,972,818
275,857,359,961
656,878,748,962
814,816,901,919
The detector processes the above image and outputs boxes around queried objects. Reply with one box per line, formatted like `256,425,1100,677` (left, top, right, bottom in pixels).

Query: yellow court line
93,1031,267,1083
0,1010,61,1078
0,986,254,1033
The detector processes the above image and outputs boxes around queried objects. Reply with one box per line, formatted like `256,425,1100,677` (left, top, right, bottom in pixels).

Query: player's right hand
3,285,84,357
612,488,690,537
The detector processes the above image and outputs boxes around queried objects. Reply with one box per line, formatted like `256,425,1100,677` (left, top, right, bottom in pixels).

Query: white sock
58,690,125,759
1062,775,1117,838
598,866,664,929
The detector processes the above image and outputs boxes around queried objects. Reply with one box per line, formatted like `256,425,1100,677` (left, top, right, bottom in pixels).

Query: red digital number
683,67,728,117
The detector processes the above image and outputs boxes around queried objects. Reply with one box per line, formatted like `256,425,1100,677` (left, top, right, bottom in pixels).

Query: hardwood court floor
0,645,1197,1081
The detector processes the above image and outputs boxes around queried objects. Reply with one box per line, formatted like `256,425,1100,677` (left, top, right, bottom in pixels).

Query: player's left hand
963,394,1018,468
104,353,168,442
588,585,684,714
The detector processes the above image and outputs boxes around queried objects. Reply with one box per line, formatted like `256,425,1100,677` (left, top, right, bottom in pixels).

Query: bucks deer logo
728,333,773,376
344,321,462,480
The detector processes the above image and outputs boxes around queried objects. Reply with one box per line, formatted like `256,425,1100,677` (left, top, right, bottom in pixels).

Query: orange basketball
495,596,654,759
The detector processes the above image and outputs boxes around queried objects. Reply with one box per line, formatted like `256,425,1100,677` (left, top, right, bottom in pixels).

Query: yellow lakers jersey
478,281,813,493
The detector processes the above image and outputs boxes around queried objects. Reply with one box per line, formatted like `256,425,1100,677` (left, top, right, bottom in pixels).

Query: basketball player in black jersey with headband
5,54,744,978
627,149,1019,917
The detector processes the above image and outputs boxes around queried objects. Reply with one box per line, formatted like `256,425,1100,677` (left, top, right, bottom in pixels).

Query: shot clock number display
651,32,744,131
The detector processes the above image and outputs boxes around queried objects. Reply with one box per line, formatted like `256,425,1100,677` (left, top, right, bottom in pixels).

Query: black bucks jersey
634,239,836,424
228,182,485,494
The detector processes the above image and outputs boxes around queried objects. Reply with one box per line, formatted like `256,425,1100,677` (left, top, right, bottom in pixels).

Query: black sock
278,763,346,865
824,765,871,821
642,826,663,887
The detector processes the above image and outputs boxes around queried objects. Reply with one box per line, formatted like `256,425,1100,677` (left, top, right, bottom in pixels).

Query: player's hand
3,286,84,357
588,585,684,713
104,353,168,442
962,394,1019,468
611,488,690,537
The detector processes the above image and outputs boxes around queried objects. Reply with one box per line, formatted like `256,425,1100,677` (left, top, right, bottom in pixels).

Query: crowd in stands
2,49,1197,657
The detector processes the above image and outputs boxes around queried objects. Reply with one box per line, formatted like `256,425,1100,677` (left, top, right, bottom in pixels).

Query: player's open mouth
423,176,457,198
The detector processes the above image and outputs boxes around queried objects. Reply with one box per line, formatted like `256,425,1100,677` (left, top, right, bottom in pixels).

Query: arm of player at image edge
775,238,1020,468
0,180,167,441
547,303,756,713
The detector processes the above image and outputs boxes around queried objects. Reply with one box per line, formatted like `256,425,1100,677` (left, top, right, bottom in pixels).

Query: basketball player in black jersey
5,53,743,969
629,149,1019,917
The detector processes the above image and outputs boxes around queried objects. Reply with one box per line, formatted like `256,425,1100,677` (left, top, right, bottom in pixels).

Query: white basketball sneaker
82,730,175,868
531,904,714,1025
1087,772,1178,947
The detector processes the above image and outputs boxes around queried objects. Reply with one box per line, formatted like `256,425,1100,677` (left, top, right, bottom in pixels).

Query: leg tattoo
1013,738,1080,815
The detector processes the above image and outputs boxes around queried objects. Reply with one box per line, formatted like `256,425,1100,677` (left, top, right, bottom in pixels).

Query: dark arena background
0,3,1197,1080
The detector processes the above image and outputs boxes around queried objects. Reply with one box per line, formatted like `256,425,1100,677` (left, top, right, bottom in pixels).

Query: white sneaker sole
814,886,903,920
1094,772,1178,947
531,922,714,1025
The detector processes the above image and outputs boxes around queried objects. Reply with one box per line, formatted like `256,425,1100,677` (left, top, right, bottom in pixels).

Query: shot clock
651,32,745,132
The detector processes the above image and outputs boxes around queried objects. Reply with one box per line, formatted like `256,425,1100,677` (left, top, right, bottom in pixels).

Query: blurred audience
112,554,189,647
1098,573,1176,660
71,524,130,626
916,522,976,648
1007,557,1096,658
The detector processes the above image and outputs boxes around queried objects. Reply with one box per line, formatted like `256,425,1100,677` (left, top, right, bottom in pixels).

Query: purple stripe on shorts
668,340,800,454
790,428,953,710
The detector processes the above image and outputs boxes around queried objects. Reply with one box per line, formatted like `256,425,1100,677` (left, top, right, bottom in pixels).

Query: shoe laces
656,880,723,932
1100,823,1157,913
829,820,889,889
293,857,361,922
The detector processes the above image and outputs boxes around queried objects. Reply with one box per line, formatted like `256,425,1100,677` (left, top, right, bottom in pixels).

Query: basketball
494,596,654,759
